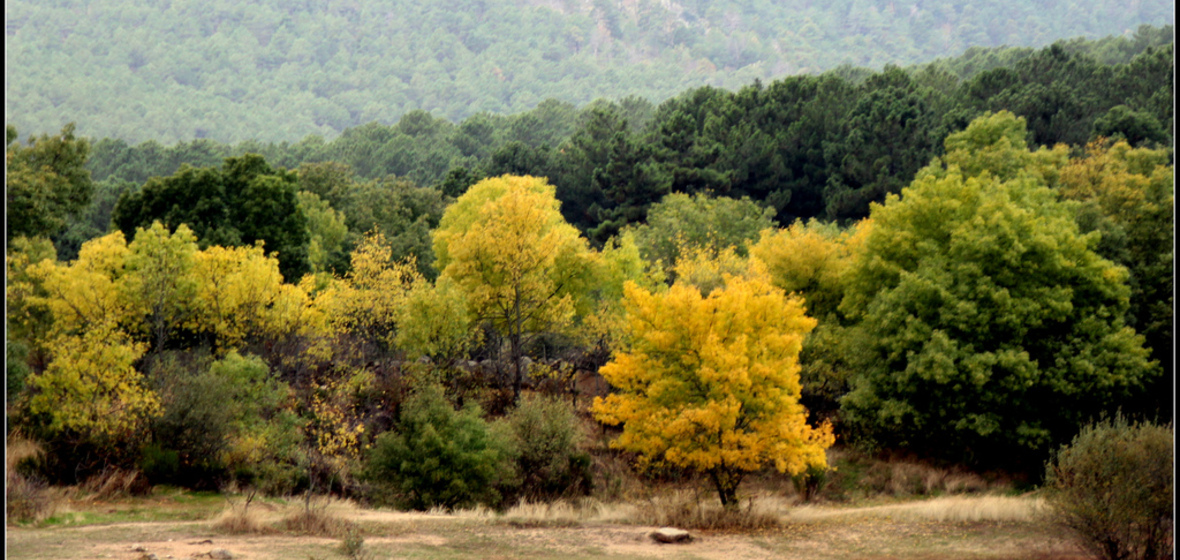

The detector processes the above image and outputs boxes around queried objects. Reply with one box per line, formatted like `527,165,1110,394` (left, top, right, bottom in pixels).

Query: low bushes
363,384,513,510
363,388,593,511
501,394,592,501
1044,416,1173,560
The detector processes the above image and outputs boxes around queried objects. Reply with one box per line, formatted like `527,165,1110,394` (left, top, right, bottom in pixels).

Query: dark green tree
112,154,309,281
822,67,952,222
1092,105,1169,146
6,124,95,241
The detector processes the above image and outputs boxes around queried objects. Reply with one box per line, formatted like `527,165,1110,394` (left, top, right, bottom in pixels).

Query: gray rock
209,550,234,560
650,527,692,543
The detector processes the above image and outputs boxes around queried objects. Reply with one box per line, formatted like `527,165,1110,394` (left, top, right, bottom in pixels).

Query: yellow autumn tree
26,323,159,445
592,262,834,507
750,218,872,319
316,231,423,352
27,231,136,339
22,232,161,446
434,175,599,402
395,275,479,364
189,243,296,350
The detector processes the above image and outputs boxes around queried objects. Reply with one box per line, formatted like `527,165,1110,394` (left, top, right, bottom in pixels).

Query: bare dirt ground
6,496,1089,560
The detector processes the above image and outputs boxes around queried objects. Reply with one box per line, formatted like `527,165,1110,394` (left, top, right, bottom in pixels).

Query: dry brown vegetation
212,504,275,535
77,468,153,500
279,506,359,538
5,432,57,524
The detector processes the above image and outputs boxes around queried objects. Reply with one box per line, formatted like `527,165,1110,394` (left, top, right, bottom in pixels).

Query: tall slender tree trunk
511,331,522,404
511,284,524,404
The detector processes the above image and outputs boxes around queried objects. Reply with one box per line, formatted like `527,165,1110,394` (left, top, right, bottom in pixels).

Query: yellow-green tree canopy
750,218,872,421
124,222,199,351
25,324,159,447
838,112,1157,467
593,263,833,507
190,243,306,350
433,175,599,401
626,192,776,279
310,232,423,354
750,218,871,320
1057,139,1173,413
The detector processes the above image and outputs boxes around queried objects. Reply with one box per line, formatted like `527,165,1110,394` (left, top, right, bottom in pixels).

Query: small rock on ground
650,527,692,544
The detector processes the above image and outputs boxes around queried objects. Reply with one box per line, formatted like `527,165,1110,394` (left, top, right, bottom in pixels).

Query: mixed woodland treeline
5,29,1174,509
52,31,1174,258
4,0,1174,144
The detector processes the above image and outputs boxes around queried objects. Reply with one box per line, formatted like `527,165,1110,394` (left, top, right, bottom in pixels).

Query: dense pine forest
5,13,1175,557
4,0,1174,143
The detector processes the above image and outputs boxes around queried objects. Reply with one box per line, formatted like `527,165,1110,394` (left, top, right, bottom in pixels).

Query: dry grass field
7,432,1092,559
5,488,1089,560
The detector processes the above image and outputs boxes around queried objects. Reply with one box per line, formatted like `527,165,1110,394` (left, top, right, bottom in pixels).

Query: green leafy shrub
364,384,512,510
1044,416,1173,560
147,350,302,492
502,394,592,501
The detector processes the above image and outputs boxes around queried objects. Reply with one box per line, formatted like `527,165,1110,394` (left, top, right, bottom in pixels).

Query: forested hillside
68,31,1173,247
5,0,1174,144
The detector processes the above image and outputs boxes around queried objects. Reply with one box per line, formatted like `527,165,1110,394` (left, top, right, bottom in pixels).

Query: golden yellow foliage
190,243,294,349
303,376,367,484
434,175,599,400
27,324,159,441
671,243,749,296
750,219,871,319
311,231,423,351
592,267,834,506
27,232,136,338
1058,139,1173,227
395,275,479,362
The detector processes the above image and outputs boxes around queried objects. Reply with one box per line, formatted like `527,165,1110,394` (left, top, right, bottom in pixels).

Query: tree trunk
511,285,524,405
710,468,741,510
511,335,522,405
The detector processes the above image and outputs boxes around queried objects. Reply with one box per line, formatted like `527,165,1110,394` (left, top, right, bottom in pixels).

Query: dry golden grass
786,494,1044,523
212,506,276,534
6,432,43,472
278,504,359,537
943,472,990,494
78,469,151,500
499,500,586,527
624,490,785,530
6,432,57,524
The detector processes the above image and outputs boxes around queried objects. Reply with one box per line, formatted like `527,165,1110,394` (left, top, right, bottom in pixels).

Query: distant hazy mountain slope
5,0,1174,143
